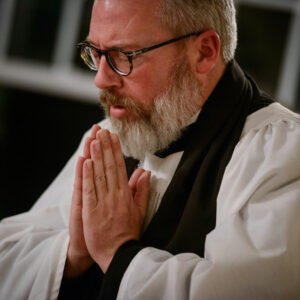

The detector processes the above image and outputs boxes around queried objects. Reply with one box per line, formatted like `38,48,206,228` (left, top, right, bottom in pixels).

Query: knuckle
94,173,105,183
73,184,82,193
83,186,94,196
116,160,124,169
105,163,116,173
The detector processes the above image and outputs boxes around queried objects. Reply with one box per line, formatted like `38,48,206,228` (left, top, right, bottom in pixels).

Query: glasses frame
77,31,202,76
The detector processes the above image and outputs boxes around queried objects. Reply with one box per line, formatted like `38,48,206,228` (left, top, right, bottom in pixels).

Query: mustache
99,89,150,119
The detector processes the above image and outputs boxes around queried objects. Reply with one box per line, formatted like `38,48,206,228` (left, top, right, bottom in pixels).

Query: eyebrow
85,36,95,45
85,36,98,47
84,36,143,51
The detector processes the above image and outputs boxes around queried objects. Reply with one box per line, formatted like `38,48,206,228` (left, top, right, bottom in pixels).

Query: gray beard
101,62,204,160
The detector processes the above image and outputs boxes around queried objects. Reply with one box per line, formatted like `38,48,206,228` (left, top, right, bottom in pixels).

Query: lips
110,105,130,118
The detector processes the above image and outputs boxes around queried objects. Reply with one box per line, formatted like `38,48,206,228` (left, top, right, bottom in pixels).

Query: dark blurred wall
236,5,291,97
0,87,103,219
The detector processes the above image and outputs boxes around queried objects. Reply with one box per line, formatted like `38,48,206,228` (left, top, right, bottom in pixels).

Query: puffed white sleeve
117,111,300,299
0,119,109,300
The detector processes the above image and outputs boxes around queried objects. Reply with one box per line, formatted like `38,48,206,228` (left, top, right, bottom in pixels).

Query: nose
94,55,122,90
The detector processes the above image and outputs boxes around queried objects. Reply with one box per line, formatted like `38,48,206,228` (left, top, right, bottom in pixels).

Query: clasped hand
65,125,150,277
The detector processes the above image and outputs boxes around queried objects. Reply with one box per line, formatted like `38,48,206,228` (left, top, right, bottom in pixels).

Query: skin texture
89,0,184,120
65,0,226,276
64,126,99,278
82,129,151,272
65,125,150,276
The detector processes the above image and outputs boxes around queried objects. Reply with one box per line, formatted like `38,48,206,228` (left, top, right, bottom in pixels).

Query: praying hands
64,125,151,277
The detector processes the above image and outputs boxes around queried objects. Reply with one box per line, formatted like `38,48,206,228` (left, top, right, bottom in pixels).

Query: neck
200,60,227,107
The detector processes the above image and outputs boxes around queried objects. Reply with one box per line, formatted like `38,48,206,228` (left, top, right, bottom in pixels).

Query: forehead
89,0,171,48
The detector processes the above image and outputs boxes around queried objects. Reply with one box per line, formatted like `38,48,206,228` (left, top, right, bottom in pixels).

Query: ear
189,30,221,75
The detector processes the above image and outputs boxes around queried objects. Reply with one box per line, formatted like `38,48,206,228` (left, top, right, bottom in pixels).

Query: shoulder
232,103,300,165
241,102,300,138
233,102,300,175
217,103,300,222
238,102,299,162
231,103,300,167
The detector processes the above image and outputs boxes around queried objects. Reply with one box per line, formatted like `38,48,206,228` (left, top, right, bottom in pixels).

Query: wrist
64,248,94,279
95,252,114,274
95,238,139,273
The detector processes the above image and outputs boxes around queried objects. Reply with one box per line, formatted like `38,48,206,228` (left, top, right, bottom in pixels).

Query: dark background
0,1,299,219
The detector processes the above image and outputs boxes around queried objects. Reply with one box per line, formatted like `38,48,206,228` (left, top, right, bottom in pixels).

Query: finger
83,137,95,158
97,129,118,192
90,139,107,198
72,156,85,207
70,157,85,230
91,124,101,138
110,133,128,187
134,171,151,217
82,159,98,211
129,168,145,197
83,125,101,158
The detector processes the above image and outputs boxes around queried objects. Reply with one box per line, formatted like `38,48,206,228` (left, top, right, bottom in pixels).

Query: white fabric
117,103,300,300
0,103,299,299
139,108,200,229
140,151,183,229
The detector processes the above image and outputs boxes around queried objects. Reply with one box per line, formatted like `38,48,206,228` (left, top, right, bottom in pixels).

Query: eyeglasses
77,32,202,76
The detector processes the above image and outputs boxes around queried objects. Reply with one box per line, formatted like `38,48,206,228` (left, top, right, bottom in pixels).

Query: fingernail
101,129,109,139
86,160,92,169
94,140,101,152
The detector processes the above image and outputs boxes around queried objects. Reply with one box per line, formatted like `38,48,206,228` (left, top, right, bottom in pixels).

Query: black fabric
154,121,199,158
58,60,274,299
124,156,139,177
141,60,273,256
58,264,103,300
98,240,144,300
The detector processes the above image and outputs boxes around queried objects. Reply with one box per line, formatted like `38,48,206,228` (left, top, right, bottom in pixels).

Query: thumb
129,168,145,197
134,171,151,217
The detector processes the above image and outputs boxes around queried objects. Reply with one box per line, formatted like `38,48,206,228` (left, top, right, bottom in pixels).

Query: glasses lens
108,50,131,75
80,45,98,71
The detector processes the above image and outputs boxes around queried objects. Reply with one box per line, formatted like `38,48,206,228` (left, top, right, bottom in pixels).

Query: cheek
125,64,172,107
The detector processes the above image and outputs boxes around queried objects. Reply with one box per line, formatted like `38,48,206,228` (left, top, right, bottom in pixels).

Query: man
0,0,299,299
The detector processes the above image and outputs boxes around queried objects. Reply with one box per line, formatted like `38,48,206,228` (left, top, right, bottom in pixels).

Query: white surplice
0,103,299,300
